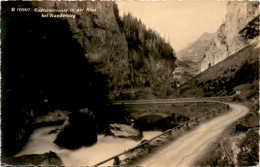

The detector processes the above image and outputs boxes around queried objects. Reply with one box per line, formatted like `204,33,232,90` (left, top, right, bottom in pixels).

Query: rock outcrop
34,109,70,127
1,151,62,166
107,123,142,140
200,1,259,72
54,108,97,149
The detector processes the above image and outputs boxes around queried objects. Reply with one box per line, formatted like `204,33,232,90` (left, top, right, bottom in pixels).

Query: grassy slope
172,44,259,98
174,59,200,85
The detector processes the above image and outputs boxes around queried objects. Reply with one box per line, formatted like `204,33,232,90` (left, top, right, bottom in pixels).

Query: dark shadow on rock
1,151,62,166
134,115,165,131
1,1,108,158
48,128,60,135
134,113,190,131
54,108,97,149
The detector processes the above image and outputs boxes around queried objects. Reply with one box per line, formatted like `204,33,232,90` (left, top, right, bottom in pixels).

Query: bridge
108,96,233,105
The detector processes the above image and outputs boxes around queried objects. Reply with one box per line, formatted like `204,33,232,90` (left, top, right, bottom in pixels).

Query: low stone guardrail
93,101,230,166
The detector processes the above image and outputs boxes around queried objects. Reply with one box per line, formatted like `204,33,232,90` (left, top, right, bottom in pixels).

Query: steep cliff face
200,1,259,72
32,1,176,97
32,1,130,90
118,13,176,99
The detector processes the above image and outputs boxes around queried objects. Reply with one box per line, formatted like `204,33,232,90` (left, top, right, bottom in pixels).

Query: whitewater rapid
16,125,161,166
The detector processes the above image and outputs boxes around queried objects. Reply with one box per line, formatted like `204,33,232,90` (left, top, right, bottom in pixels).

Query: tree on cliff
113,3,177,98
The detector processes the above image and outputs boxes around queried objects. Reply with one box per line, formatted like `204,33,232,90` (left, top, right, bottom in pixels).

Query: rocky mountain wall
200,1,259,72
33,1,176,96
33,1,130,90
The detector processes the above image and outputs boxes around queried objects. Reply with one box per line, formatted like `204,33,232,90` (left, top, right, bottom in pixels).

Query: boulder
134,114,169,131
54,108,97,149
1,151,62,166
107,123,142,140
35,110,70,126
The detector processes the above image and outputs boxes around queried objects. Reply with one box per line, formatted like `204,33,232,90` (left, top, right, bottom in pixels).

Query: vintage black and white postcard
1,0,259,166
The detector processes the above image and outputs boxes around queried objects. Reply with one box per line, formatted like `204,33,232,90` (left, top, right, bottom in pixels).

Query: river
16,125,161,166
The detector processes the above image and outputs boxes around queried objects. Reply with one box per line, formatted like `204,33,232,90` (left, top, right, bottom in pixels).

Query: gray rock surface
201,1,259,72
108,123,142,140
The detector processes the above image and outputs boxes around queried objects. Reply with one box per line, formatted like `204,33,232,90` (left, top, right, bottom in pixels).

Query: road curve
134,103,249,167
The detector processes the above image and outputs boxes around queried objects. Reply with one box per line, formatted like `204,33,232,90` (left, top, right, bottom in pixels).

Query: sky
117,1,227,52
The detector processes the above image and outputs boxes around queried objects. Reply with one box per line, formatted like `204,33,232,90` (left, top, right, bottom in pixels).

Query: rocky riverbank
2,151,62,166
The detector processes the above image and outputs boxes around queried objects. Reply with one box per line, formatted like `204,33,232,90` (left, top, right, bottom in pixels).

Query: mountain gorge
172,43,259,98
31,1,176,98
173,1,259,98
1,1,259,165
174,32,215,84
174,1,259,84
1,1,176,157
